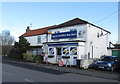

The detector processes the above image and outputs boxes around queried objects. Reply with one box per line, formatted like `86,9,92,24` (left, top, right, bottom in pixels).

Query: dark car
94,56,119,72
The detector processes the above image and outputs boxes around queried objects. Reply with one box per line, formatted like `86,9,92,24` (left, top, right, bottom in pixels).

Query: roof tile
23,25,56,37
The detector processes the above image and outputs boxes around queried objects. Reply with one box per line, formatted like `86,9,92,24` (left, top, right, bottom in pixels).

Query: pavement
2,58,119,81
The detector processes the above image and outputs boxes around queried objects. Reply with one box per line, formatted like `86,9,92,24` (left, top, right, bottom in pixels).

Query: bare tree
2,30,14,45
1,30,15,56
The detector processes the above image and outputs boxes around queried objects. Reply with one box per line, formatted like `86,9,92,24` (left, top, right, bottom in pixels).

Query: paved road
2,59,119,82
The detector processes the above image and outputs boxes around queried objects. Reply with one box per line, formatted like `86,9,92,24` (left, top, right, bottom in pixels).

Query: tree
2,30,14,45
14,36,30,59
1,30,15,56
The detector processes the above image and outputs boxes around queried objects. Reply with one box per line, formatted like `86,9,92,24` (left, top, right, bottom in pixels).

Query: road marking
25,79,33,82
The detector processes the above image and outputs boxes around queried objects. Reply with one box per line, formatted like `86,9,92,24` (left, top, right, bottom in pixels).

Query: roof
22,25,56,37
48,18,111,34
107,47,120,49
107,43,120,49
113,44,120,47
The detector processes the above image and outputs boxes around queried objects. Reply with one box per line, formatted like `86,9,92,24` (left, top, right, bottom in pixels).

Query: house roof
22,25,56,37
48,18,111,34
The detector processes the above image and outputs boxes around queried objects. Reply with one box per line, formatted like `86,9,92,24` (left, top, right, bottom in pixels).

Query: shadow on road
2,59,68,75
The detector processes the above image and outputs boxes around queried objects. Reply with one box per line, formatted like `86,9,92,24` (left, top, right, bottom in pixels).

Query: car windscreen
100,57,113,61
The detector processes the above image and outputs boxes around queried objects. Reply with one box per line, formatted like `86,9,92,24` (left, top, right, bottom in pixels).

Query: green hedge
23,53,34,62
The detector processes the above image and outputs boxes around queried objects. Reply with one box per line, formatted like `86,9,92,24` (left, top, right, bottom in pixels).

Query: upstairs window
97,33,99,38
70,29,77,31
38,36,41,43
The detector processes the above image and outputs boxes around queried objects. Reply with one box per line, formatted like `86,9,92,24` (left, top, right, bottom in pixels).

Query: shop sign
48,43,78,46
51,30,77,39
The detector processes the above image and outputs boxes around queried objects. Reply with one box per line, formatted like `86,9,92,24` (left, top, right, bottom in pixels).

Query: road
2,59,119,82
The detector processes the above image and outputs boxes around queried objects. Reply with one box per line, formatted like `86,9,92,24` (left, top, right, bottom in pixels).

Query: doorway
56,47,62,63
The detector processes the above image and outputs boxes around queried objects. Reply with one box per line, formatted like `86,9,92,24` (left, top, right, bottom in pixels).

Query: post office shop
43,18,111,66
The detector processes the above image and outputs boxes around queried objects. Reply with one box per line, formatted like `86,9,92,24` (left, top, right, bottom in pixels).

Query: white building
22,18,111,66
23,25,56,55
43,18,111,65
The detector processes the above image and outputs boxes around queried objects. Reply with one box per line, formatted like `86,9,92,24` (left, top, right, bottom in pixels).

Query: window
97,33,99,38
70,47,77,55
55,31,60,33
70,29,76,31
62,47,69,55
38,36,41,43
38,48,42,55
49,48,54,55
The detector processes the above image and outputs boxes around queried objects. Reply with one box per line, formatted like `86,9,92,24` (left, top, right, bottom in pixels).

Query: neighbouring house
22,25,56,56
42,18,111,65
107,42,120,59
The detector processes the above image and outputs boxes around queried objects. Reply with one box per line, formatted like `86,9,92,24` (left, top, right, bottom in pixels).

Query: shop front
43,42,85,65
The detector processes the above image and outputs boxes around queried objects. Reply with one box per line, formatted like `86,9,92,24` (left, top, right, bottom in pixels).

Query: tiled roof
49,18,88,29
23,25,56,37
48,18,111,33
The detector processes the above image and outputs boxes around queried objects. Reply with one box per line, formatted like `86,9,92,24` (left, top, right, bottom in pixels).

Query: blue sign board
48,43,78,46
51,30,77,39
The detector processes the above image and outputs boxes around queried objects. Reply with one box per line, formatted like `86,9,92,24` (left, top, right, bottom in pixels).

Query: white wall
25,34,47,46
107,49,112,56
47,23,110,60
48,24,87,42
86,24,110,59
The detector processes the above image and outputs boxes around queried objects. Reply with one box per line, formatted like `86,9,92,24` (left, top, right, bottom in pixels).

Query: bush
34,55,43,63
8,48,21,59
23,53,34,62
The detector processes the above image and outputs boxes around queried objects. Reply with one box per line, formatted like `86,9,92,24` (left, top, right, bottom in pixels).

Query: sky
2,2,118,43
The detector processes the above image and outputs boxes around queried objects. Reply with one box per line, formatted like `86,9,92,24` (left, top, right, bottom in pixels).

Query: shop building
22,18,111,66
43,18,111,65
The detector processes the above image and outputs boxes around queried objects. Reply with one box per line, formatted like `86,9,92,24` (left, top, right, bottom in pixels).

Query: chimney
26,26,30,32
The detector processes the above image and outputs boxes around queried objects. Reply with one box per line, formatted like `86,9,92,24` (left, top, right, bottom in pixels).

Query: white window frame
37,35,41,43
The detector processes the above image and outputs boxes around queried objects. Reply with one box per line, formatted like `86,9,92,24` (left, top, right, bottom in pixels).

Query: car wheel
111,65,115,72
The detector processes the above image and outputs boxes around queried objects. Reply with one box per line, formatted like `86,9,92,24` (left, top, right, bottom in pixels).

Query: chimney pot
26,26,30,32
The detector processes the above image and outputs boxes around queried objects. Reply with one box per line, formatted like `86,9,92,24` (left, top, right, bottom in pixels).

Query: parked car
94,56,119,72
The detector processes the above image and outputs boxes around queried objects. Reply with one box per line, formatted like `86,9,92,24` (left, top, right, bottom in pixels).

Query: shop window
38,36,41,43
70,47,77,55
49,48,54,55
62,47,69,55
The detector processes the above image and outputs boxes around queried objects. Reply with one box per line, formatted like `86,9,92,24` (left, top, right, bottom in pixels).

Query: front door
56,47,62,63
